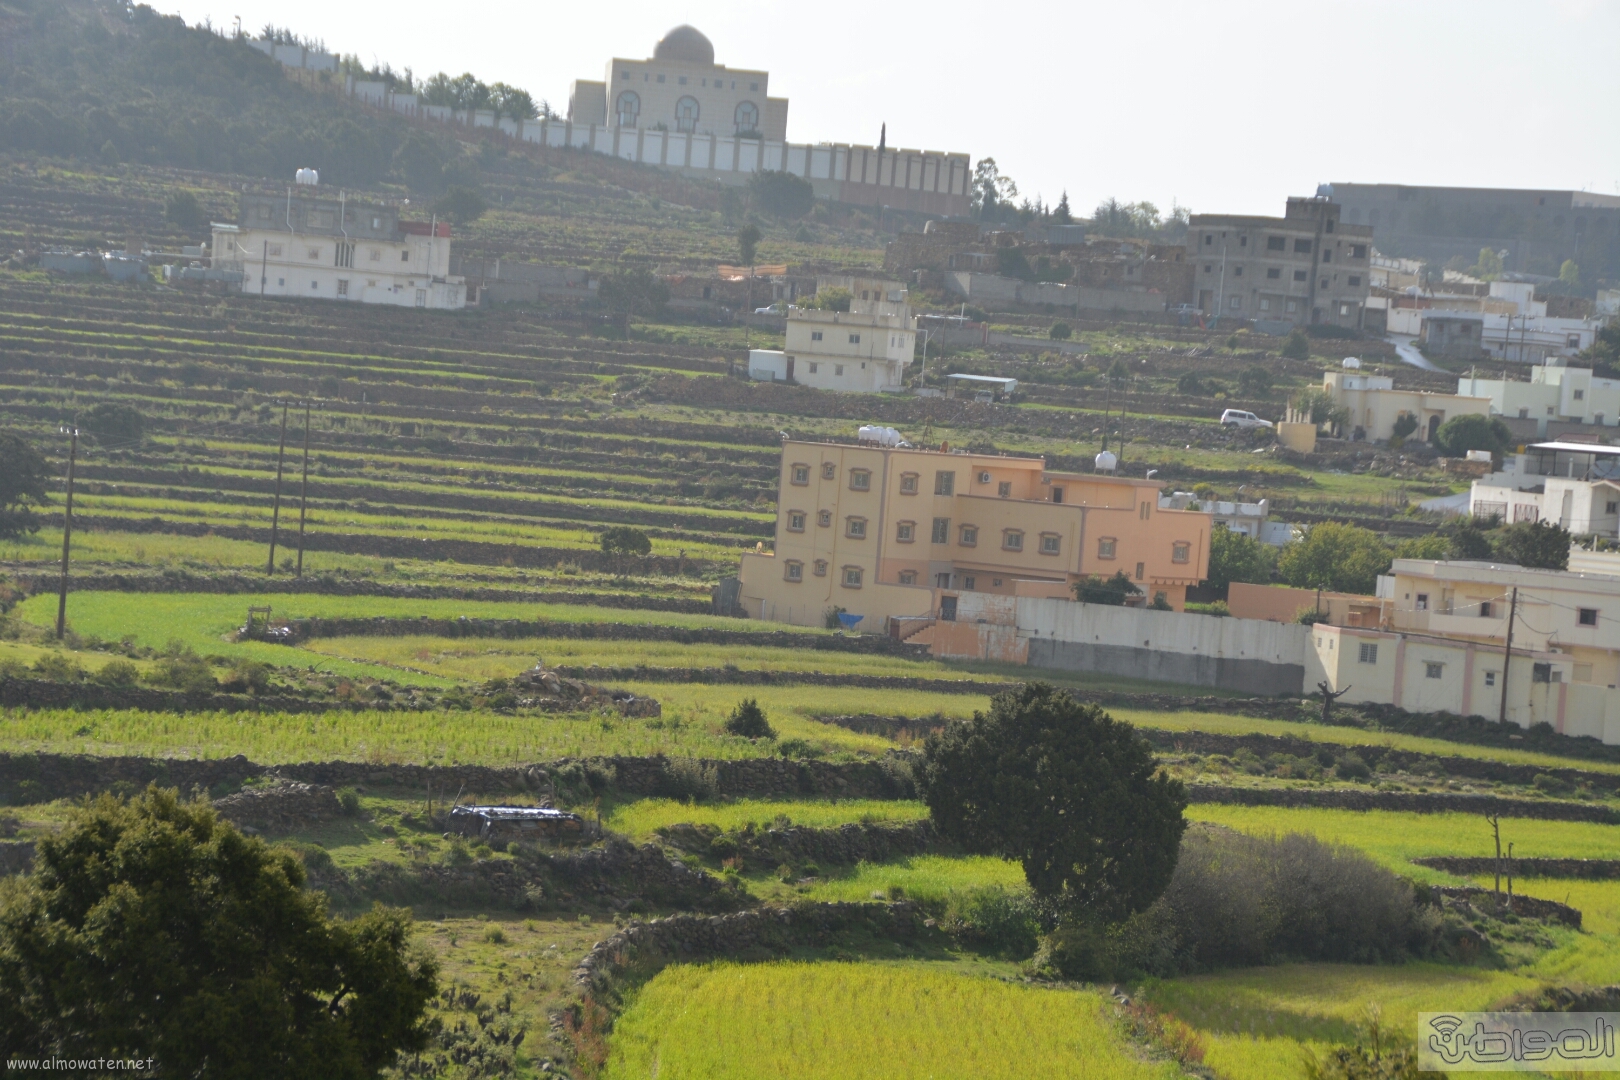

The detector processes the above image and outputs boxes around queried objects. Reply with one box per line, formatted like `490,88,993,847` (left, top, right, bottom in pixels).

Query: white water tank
295,168,319,186
1095,450,1117,473
857,425,904,447
1342,357,1362,369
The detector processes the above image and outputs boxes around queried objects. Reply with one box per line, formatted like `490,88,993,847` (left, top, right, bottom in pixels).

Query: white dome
1095,450,1118,473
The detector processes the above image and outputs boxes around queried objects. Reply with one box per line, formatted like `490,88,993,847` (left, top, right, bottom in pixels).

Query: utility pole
266,402,289,575
55,424,78,640
1486,813,1503,910
295,401,311,577
1497,586,1518,727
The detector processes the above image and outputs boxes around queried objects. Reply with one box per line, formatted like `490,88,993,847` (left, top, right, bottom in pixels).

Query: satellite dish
1095,450,1118,473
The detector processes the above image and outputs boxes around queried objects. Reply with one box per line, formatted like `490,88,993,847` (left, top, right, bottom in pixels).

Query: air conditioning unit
978,471,992,484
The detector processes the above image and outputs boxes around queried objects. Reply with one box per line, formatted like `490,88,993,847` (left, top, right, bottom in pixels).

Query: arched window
675,95,700,133
734,100,759,135
616,91,640,127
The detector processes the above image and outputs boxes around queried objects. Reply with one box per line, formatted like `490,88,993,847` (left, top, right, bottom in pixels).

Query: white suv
1220,409,1274,430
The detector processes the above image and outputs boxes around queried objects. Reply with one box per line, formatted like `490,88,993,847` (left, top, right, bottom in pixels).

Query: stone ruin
212,780,345,834
510,663,661,718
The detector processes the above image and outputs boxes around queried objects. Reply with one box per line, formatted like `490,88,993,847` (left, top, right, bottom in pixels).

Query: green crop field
604,960,1181,1080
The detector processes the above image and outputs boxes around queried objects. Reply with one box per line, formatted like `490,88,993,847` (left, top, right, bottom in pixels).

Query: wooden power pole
55,424,78,640
266,402,290,575
1497,586,1518,727
295,401,311,577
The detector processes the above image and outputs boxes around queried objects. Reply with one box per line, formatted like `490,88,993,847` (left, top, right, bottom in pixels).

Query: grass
777,855,1026,905
604,798,928,842
604,960,1180,1080
299,635,1000,683
1187,804,1620,875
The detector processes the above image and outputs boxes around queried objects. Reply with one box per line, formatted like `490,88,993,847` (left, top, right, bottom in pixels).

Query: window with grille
934,471,954,496
787,511,806,532
959,525,977,547
900,473,919,494
791,464,810,485
842,566,863,588
1040,533,1060,555
822,462,836,480
1172,542,1190,564
784,560,803,582
1359,643,1378,664
845,517,867,539
1003,530,1023,551
849,469,871,491
895,521,915,543
931,518,950,544
1098,537,1117,559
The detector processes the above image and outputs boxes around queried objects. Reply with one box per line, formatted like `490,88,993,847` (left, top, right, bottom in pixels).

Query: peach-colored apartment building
737,440,1214,630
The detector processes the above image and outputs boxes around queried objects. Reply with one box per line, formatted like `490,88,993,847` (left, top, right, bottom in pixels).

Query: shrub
336,787,362,816
1238,366,1274,397
1048,322,1072,341
143,648,218,694
1492,519,1571,570
940,886,1040,958
481,925,507,945
663,757,720,800
1334,753,1372,780
823,605,847,629
1281,330,1310,360
708,834,739,861
219,661,271,694
92,659,140,688
724,698,776,740
32,652,85,682
747,170,814,218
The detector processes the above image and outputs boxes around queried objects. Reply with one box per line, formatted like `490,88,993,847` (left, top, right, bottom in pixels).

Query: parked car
753,302,785,315
1219,409,1274,430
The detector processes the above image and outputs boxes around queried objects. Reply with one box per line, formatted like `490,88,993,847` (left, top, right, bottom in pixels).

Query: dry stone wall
655,820,939,866
1414,857,1620,880
1186,784,1620,824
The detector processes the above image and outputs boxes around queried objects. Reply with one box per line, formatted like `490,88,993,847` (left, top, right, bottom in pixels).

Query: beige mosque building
569,25,789,142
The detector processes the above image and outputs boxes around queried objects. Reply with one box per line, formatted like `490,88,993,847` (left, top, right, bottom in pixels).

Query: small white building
1461,362,1620,435
1158,492,1297,545
209,182,467,310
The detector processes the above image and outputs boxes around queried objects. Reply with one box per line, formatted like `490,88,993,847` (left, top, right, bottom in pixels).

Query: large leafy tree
1205,524,1274,593
1491,519,1570,570
0,788,437,1077
1278,522,1391,594
747,171,814,219
1434,413,1513,456
918,684,1187,921
598,267,669,317
0,431,52,540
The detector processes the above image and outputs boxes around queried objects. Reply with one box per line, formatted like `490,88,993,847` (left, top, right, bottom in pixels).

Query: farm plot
604,960,1180,1080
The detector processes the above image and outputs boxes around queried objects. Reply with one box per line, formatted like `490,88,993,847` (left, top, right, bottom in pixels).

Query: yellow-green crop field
604,960,1180,1080
604,797,929,841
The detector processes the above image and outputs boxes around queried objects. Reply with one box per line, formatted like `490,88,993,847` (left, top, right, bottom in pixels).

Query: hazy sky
166,0,1620,216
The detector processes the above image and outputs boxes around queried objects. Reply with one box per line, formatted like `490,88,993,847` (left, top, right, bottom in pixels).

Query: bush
1434,413,1512,456
1278,522,1392,594
31,652,85,682
1238,366,1274,397
1281,330,1310,360
747,170,814,218
336,788,362,816
143,648,218,694
663,757,720,800
724,698,776,740
1491,519,1571,570
1206,525,1274,592
1334,753,1372,780
219,661,271,694
823,605,847,630
806,288,851,313
940,886,1040,958
1048,322,1072,341
93,659,140,688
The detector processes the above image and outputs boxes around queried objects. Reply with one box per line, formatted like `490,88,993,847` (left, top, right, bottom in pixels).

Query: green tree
598,266,669,317
393,133,448,194
736,224,762,267
918,684,1187,920
996,247,1035,281
0,788,437,1075
164,190,205,233
1393,534,1451,560
1581,320,1620,377
1176,372,1206,396
1469,247,1504,279
806,287,851,313
1445,518,1495,558
1434,413,1513,456
970,158,1019,220
599,525,651,564
85,402,145,445
1559,259,1581,290
1491,519,1570,570
0,431,51,540
1281,329,1310,361
430,185,487,225
1052,191,1073,224
1206,525,1274,592
1048,322,1072,341
747,170,814,218
1238,366,1274,397
1391,413,1419,440
1071,571,1140,605
724,697,775,740
487,83,537,121
1278,522,1392,594
1106,358,1132,387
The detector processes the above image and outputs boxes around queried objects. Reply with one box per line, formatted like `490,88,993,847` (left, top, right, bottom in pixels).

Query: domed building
569,25,787,141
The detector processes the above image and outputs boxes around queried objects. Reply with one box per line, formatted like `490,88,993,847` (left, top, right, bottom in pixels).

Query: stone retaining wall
213,781,345,833
572,901,929,999
1186,784,1620,824
654,820,939,867
1144,728,1620,792
1414,857,1620,880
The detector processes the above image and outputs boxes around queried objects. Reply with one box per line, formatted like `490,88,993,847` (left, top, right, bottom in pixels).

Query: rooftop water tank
295,168,319,186
1095,450,1117,473
857,425,905,447
1342,357,1362,369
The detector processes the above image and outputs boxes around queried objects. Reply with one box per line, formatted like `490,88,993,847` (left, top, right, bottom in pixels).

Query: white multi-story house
1461,362,1620,436
1469,441,1620,535
209,182,467,310
747,278,916,393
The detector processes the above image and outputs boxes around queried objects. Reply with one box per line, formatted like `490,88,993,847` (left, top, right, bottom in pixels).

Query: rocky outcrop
1185,784,1620,824
654,820,940,867
212,781,345,834
1412,857,1620,880
507,664,660,718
